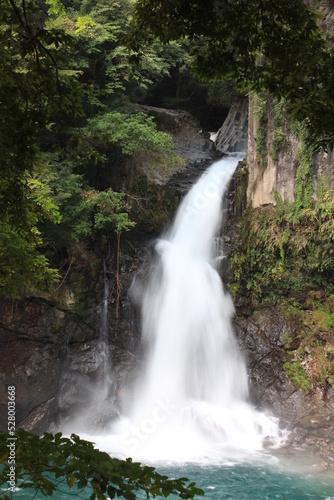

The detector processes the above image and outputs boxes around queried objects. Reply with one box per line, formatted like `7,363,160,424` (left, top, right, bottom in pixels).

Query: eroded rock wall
247,95,334,207
214,98,248,154
246,0,334,208
247,96,298,207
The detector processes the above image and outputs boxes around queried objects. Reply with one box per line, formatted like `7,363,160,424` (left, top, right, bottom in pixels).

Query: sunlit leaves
46,0,66,16
0,0,188,297
0,221,60,298
85,111,177,164
84,189,136,236
75,15,96,34
0,164,63,296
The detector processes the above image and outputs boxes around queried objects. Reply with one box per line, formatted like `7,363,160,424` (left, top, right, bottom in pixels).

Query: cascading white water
93,154,286,462
138,154,248,411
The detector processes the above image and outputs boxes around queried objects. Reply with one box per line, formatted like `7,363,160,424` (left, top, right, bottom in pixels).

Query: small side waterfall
92,154,286,462
99,259,110,399
70,259,117,431
88,259,118,426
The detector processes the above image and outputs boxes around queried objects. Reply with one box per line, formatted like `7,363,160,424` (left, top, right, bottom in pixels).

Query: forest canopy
0,0,187,297
130,0,334,149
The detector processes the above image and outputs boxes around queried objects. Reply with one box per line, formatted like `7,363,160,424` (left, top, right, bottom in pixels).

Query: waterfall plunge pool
8,457,334,499
143,461,334,500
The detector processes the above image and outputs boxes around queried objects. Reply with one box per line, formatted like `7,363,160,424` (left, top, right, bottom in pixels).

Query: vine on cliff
270,99,287,163
252,93,268,168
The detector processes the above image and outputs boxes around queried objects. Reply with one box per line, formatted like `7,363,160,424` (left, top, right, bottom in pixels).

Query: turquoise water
150,463,334,500
5,461,334,499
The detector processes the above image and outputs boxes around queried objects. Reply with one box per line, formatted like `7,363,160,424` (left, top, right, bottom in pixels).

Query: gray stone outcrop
214,99,248,154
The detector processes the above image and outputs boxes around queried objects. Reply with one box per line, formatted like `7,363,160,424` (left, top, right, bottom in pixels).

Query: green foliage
84,189,135,237
0,429,204,499
131,0,334,149
0,222,60,298
0,171,61,297
268,98,287,162
231,132,334,391
85,111,178,166
40,157,91,253
44,177,136,252
252,94,267,121
231,167,334,300
283,332,293,350
46,0,66,16
284,361,312,392
253,93,288,165
133,175,178,232
294,147,314,213
276,297,334,391
270,128,286,163
272,100,285,129
235,164,248,216
0,0,190,297
252,94,268,166
256,126,268,167
206,80,243,108
43,161,135,251
0,0,84,295
66,0,188,107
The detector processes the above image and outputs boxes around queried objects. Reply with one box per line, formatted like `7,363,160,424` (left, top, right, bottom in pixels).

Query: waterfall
90,258,118,424
69,259,117,431
91,154,286,462
99,258,110,397
137,155,248,411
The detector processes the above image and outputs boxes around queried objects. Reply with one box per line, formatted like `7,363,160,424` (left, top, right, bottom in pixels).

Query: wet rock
135,105,216,186
234,305,334,469
0,293,99,431
18,397,58,434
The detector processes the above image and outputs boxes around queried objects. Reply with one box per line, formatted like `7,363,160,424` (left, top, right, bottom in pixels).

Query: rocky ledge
233,306,334,475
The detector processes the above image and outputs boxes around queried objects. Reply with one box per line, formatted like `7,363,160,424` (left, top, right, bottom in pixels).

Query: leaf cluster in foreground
0,429,204,499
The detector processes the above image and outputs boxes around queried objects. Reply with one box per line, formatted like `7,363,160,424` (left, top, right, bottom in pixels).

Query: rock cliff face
234,306,334,466
214,99,248,154
247,95,298,207
246,0,334,208
222,196,334,470
222,81,334,469
228,73,334,469
0,248,142,433
247,95,334,207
